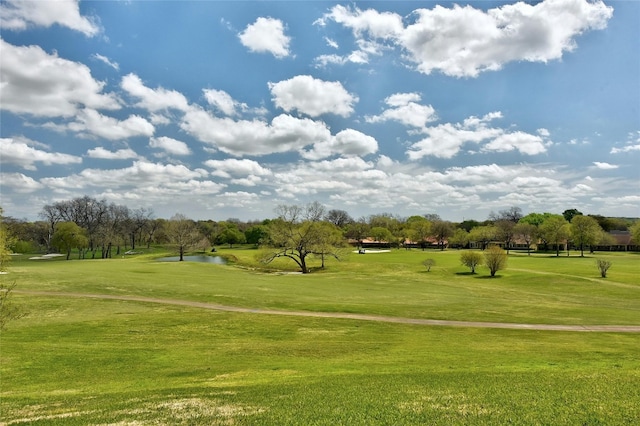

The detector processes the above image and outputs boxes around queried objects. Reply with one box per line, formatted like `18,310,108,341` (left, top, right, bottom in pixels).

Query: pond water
156,255,226,264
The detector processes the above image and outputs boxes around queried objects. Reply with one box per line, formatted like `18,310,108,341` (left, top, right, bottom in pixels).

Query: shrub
596,259,612,278
484,245,508,277
422,258,435,272
460,251,483,274
11,240,38,254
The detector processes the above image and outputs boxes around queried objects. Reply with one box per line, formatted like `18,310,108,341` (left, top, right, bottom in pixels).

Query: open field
1,248,639,424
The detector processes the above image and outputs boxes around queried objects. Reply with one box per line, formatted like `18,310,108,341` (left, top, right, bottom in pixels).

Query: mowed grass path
1,249,639,424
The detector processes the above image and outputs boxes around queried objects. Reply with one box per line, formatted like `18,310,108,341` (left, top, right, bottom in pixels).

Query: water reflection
156,255,226,264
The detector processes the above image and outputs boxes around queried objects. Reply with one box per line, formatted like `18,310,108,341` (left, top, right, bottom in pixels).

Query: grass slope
1,248,639,424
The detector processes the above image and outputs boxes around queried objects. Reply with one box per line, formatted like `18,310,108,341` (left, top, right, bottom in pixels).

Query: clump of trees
51,222,88,260
460,245,508,277
37,196,158,258
1,198,638,269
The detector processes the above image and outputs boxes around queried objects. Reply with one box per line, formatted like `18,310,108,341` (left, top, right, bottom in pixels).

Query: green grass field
1,248,639,424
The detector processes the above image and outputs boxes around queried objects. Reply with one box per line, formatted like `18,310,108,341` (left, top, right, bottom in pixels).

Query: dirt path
17,290,640,332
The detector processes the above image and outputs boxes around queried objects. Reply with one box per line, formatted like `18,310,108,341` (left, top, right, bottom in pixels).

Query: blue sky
1,0,638,222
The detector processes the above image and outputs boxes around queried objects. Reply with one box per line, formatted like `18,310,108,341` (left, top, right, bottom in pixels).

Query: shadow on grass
475,275,504,279
455,272,476,276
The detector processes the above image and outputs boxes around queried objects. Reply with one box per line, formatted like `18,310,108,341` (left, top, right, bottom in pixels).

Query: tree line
1,198,639,271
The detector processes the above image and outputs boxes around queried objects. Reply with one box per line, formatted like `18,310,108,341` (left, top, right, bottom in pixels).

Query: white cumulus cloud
60,109,155,140
407,112,549,159
203,89,249,117
592,162,619,170
121,73,190,112
407,113,504,159
483,131,547,155
0,172,44,193
181,108,332,157
239,17,291,58
149,136,191,156
301,129,378,160
204,158,272,180
319,0,613,77
0,0,100,36
366,92,437,129
269,75,358,118
86,147,139,160
0,137,82,170
0,39,120,117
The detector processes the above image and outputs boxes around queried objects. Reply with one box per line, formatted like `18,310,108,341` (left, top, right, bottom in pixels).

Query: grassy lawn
1,248,639,424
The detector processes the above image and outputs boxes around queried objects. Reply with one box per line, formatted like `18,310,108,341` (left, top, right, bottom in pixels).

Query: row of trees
1,198,639,272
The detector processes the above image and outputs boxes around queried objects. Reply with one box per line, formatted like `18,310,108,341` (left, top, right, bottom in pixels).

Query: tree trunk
300,255,308,273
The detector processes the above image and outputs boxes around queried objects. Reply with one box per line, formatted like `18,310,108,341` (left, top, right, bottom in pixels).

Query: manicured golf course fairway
1,248,639,424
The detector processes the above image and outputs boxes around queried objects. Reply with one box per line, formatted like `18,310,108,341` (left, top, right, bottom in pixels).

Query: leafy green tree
370,226,394,246
630,221,640,246
562,208,583,223
519,212,553,227
540,215,570,257
469,225,497,250
369,213,402,247
0,214,16,272
589,214,615,232
217,226,246,248
484,245,508,277
344,220,370,248
494,219,516,254
449,228,470,249
311,222,346,269
406,216,431,250
245,225,269,247
570,215,602,257
514,222,538,256
431,220,453,251
52,222,89,260
460,251,483,274
459,219,481,232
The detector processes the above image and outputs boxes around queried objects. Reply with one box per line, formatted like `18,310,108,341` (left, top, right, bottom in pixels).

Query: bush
484,245,508,277
11,240,38,254
596,259,612,278
422,258,435,272
460,251,483,274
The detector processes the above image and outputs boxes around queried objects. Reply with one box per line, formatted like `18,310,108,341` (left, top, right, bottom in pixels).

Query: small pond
156,255,227,264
